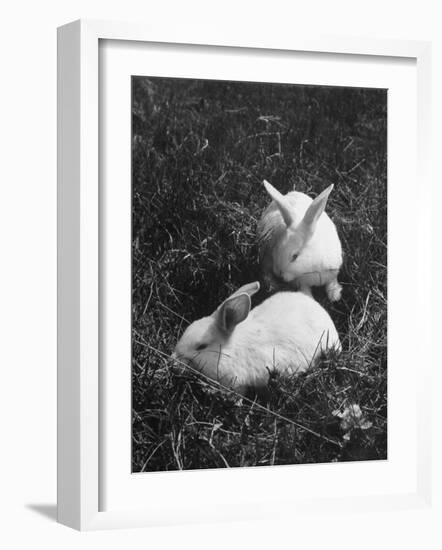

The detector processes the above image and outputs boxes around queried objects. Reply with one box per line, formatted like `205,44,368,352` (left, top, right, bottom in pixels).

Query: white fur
258,181,343,301
173,283,341,394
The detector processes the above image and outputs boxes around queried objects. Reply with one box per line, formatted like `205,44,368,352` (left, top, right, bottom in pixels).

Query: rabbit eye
291,253,299,262
196,343,208,351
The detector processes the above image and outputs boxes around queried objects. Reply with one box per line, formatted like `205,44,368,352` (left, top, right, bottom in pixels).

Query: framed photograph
57,19,432,530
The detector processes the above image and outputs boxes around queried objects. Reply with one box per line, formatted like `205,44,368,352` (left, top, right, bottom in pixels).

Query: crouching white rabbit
172,282,341,395
258,180,343,301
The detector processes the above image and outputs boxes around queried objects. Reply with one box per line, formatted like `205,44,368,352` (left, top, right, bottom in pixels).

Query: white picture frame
57,19,432,531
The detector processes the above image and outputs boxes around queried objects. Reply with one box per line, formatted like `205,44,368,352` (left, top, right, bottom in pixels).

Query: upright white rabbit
258,180,343,301
173,282,341,395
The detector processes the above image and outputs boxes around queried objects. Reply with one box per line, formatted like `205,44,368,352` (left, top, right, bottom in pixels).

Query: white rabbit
173,282,341,395
258,180,343,301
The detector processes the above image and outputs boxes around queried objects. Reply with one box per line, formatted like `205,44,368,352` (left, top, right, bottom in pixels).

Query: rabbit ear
263,180,294,227
229,281,260,300
216,293,251,333
300,184,334,235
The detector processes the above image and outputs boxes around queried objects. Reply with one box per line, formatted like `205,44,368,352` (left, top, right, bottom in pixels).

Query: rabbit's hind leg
325,278,342,302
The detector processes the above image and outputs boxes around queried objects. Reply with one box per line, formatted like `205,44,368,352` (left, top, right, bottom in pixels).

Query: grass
131,77,387,472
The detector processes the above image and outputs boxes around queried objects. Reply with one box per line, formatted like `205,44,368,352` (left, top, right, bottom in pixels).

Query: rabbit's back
227,291,341,387
251,291,340,351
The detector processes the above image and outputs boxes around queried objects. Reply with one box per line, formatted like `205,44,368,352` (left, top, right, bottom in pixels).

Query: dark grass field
131,77,387,472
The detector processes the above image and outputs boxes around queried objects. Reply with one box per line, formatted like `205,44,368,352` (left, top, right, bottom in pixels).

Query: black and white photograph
131,76,387,472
